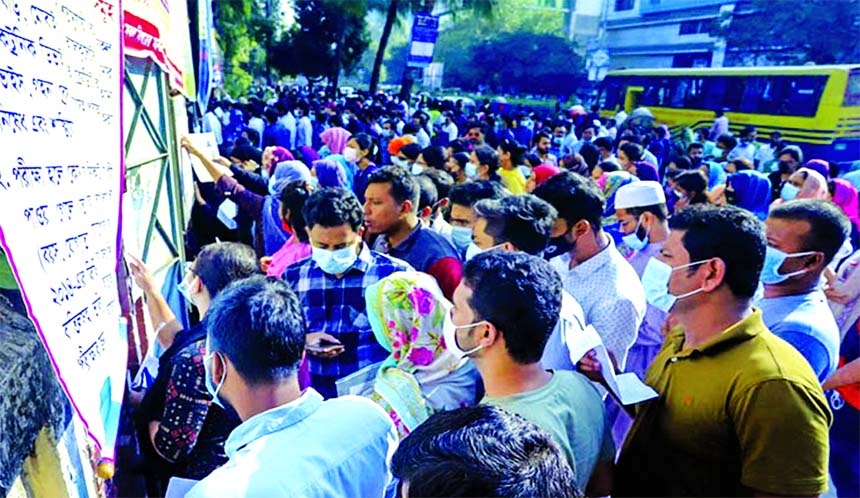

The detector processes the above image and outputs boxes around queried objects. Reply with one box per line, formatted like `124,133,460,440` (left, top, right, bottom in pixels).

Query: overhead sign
0,0,126,464
407,13,439,68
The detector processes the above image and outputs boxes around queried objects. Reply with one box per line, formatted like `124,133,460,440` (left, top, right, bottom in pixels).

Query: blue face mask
622,218,649,251
204,351,226,408
780,182,800,201
641,257,708,313
311,243,360,275
760,246,815,285
450,226,472,252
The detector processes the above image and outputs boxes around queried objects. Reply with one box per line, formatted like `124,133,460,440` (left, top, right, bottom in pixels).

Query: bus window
843,69,860,107
740,77,767,114
785,76,827,116
599,78,624,110
704,77,728,110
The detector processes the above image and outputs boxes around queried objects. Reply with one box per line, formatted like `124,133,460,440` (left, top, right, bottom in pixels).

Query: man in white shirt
295,104,314,149
278,104,297,150
187,276,397,498
535,172,646,369
202,104,223,146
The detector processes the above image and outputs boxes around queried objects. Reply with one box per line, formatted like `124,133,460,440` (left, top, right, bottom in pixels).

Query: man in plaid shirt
284,188,412,398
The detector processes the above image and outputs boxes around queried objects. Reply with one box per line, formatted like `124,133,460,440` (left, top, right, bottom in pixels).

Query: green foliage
213,0,282,96
719,0,860,65
431,27,584,95
271,0,369,84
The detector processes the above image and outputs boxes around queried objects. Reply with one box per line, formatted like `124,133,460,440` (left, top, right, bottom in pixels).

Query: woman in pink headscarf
772,167,829,207
262,146,294,176
319,126,352,156
830,178,860,231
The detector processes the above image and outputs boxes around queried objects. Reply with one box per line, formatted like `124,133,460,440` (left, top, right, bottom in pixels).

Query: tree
433,29,585,95
213,0,284,96
271,0,369,95
367,0,498,94
718,0,860,65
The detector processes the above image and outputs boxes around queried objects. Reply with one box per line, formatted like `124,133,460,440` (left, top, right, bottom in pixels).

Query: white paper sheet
165,477,199,498
563,323,604,366
184,132,221,183
593,344,658,405
216,198,238,229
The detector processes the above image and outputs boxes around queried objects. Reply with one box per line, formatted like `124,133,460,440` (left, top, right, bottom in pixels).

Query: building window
615,0,634,11
679,19,711,35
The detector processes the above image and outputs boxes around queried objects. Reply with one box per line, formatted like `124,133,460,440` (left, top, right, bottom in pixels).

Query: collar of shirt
666,308,765,360
225,389,324,457
376,223,421,254
559,234,615,276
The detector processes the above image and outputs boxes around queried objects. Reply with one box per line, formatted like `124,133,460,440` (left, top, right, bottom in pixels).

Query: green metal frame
123,59,187,265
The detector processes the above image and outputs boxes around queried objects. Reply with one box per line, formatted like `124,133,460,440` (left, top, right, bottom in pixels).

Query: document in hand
593,344,658,405
184,133,228,183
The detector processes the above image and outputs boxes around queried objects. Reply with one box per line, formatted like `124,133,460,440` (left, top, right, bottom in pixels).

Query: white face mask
641,257,710,313
443,311,486,359
343,147,359,163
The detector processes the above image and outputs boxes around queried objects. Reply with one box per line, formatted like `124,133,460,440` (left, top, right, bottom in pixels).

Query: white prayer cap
615,181,666,210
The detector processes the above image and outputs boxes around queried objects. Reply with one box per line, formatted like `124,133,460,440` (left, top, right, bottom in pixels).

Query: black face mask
725,190,737,205
544,231,575,260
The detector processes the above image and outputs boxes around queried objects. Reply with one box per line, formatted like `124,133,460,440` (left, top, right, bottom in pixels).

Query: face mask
391,157,406,168
622,218,649,251
311,243,359,275
552,137,562,146
544,232,575,260
641,257,709,313
178,274,193,303
464,242,503,262
443,313,486,359
760,246,816,285
465,162,478,179
261,168,270,180
780,182,800,201
204,351,227,408
450,226,472,252
673,189,686,199
725,190,736,205
411,163,424,176
343,147,359,163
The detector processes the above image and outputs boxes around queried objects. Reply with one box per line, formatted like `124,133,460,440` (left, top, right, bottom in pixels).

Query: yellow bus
596,65,860,164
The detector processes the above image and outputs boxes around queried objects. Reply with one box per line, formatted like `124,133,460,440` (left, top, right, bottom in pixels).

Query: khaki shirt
616,309,831,497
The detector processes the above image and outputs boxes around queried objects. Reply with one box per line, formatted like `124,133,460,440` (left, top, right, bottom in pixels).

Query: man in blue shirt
365,167,462,299
262,107,291,149
284,188,411,398
757,199,851,382
187,276,397,498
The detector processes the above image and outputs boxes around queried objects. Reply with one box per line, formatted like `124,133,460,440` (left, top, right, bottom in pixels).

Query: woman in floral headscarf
365,271,479,437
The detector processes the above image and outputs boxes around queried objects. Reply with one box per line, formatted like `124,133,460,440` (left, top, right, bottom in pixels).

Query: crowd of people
125,84,860,497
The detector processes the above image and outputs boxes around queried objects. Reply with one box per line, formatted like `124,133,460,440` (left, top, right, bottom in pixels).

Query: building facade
602,0,737,70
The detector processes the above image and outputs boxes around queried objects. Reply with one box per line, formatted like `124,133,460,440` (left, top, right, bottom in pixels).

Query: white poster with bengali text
0,0,125,463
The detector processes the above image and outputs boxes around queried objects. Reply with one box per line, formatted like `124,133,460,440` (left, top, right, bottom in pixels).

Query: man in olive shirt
613,205,831,497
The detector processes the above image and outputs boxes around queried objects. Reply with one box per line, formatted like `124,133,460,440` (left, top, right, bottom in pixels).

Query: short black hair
400,143,423,161
403,123,420,135
768,199,850,264
675,170,709,200
598,159,620,173
207,276,306,385
473,145,499,173
466,121,484,133
449,180,509,209
670,155,693,170
194,242,260,298
535,131,551,142
473,195,558,255
302,188,364,231
669,204,766,299
687,142,704,152
367,165,420,208
422,168,455,200
449,138,472,154
619,142,643,162
392,405,580,498
777,145,804,164
579,142,600,169
279,181,313,244
414,174,438,211
533,171,605,233
417,145,444,169
463,251,562,364
593,136,612,151
717,134,738,150
624,203,669,221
